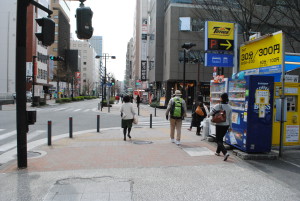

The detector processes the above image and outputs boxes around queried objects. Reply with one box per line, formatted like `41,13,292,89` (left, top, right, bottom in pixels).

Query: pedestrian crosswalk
0,129,46,153
34,107,99,113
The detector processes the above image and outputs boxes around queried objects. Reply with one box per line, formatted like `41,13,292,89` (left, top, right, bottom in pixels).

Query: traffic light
76,5,94,39
35,17,55,46
49,56,64,61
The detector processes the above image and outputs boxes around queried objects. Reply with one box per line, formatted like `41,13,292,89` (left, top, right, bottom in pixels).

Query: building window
83,62,87,65
179,17,191,31
179,17,203,32
83,56,87,59
73,44,76,47
53,48,57,52
83,50,87,53
54,15,59,19
83,67,87,71
78,44,82,47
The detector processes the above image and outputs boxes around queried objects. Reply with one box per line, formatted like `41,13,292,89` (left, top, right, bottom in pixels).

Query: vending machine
209,77,228,137
225,75,274,153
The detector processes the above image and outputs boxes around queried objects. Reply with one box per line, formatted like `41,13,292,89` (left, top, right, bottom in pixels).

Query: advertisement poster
159,97,166,106
286,125,299,142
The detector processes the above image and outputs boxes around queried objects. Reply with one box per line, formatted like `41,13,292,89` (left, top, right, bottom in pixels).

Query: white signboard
285,75,299,83
286,125,299,142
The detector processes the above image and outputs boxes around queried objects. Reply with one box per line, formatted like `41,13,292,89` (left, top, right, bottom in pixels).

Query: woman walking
191,96,209,135
120,95,136,141
209,93,232,161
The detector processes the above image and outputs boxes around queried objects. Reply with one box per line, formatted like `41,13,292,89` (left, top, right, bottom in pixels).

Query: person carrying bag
208,93,232,161
191,96,209,136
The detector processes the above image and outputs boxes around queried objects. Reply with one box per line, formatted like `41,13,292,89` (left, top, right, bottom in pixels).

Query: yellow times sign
240,31,283,71
207,21,234,40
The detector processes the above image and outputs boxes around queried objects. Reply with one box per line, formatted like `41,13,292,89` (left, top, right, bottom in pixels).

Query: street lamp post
181,43,196,101
95,54,116,108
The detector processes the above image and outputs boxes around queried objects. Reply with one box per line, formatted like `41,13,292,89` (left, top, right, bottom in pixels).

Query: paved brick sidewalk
0,126,230,173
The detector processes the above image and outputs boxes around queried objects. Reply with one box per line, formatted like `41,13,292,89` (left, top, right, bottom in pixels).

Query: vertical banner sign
141,61,147,81
205,21,235,67
240,31,283,75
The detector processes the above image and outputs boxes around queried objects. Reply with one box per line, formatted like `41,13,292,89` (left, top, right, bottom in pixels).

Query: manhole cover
133,141,153,145
27,151,41,158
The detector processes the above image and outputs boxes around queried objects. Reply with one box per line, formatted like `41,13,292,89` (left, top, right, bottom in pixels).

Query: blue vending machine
225,75,274,153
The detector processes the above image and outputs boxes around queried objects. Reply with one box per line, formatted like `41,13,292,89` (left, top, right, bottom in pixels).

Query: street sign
208,39,233,51
205,21,235,67
205,53,234,67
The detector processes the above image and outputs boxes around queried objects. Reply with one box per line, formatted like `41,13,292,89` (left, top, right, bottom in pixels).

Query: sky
69,0,136,81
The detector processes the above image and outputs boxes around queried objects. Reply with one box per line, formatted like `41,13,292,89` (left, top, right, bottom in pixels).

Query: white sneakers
171,139,180,145
224,153,230,161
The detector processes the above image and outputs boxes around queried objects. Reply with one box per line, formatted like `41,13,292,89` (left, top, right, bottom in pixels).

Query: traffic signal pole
15,0,54,169
16,0,30,169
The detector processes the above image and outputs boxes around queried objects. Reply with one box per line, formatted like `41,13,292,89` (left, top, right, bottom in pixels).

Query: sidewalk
0,100,300,200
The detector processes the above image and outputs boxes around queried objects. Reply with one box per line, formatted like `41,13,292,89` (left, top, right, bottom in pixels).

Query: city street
0,100,300,201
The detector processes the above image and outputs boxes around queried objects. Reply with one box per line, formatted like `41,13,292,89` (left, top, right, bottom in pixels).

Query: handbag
195,105,205,116
133,115,138,124
211,104,226,123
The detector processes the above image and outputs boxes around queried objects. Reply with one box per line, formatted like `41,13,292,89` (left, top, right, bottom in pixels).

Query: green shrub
61,98,71,102
55,99,62,103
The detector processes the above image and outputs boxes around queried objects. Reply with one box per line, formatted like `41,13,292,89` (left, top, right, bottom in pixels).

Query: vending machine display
210,78,228,110
209,78,228,137
225,75,274,153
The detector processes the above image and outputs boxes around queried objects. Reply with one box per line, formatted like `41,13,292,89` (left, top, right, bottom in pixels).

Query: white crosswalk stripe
0,130,46,152
0,130,16,140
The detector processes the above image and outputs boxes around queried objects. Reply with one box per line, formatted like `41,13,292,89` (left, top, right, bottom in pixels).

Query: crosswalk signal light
35,17,55,46
76,4,94,39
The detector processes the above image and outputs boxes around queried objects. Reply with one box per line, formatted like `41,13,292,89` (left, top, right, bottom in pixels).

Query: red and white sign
75,72,80,79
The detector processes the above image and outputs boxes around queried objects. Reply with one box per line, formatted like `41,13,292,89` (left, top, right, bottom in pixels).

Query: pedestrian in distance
115,95,120,104
208,93,232,161
120,95,136,141
165,90,187,145
191,96,209,136
120,94,124,103
136,95,141,108
187,100,196,131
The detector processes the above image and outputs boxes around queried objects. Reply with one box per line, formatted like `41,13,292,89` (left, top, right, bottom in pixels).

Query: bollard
108,104,110,113
150,114,152,128
48,120,52,146
154,106,157,117
98,103,100,110
97,115,100,132
100,102,103,111
69,117,73,138
138,106,140,116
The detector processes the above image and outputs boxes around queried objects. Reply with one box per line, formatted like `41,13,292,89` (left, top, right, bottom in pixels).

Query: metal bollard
138,106,140,116
48,120,52,146
150,114,152,128
108,104,110,113
97,115,100,132
98,103,100,110
100,102,103,111
69,117,73,138
154,106,157,117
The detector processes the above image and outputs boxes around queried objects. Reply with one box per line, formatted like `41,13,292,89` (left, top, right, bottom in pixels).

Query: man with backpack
165,90,187,145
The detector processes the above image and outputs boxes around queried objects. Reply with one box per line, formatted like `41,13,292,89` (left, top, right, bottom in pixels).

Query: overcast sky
70,0,136,81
